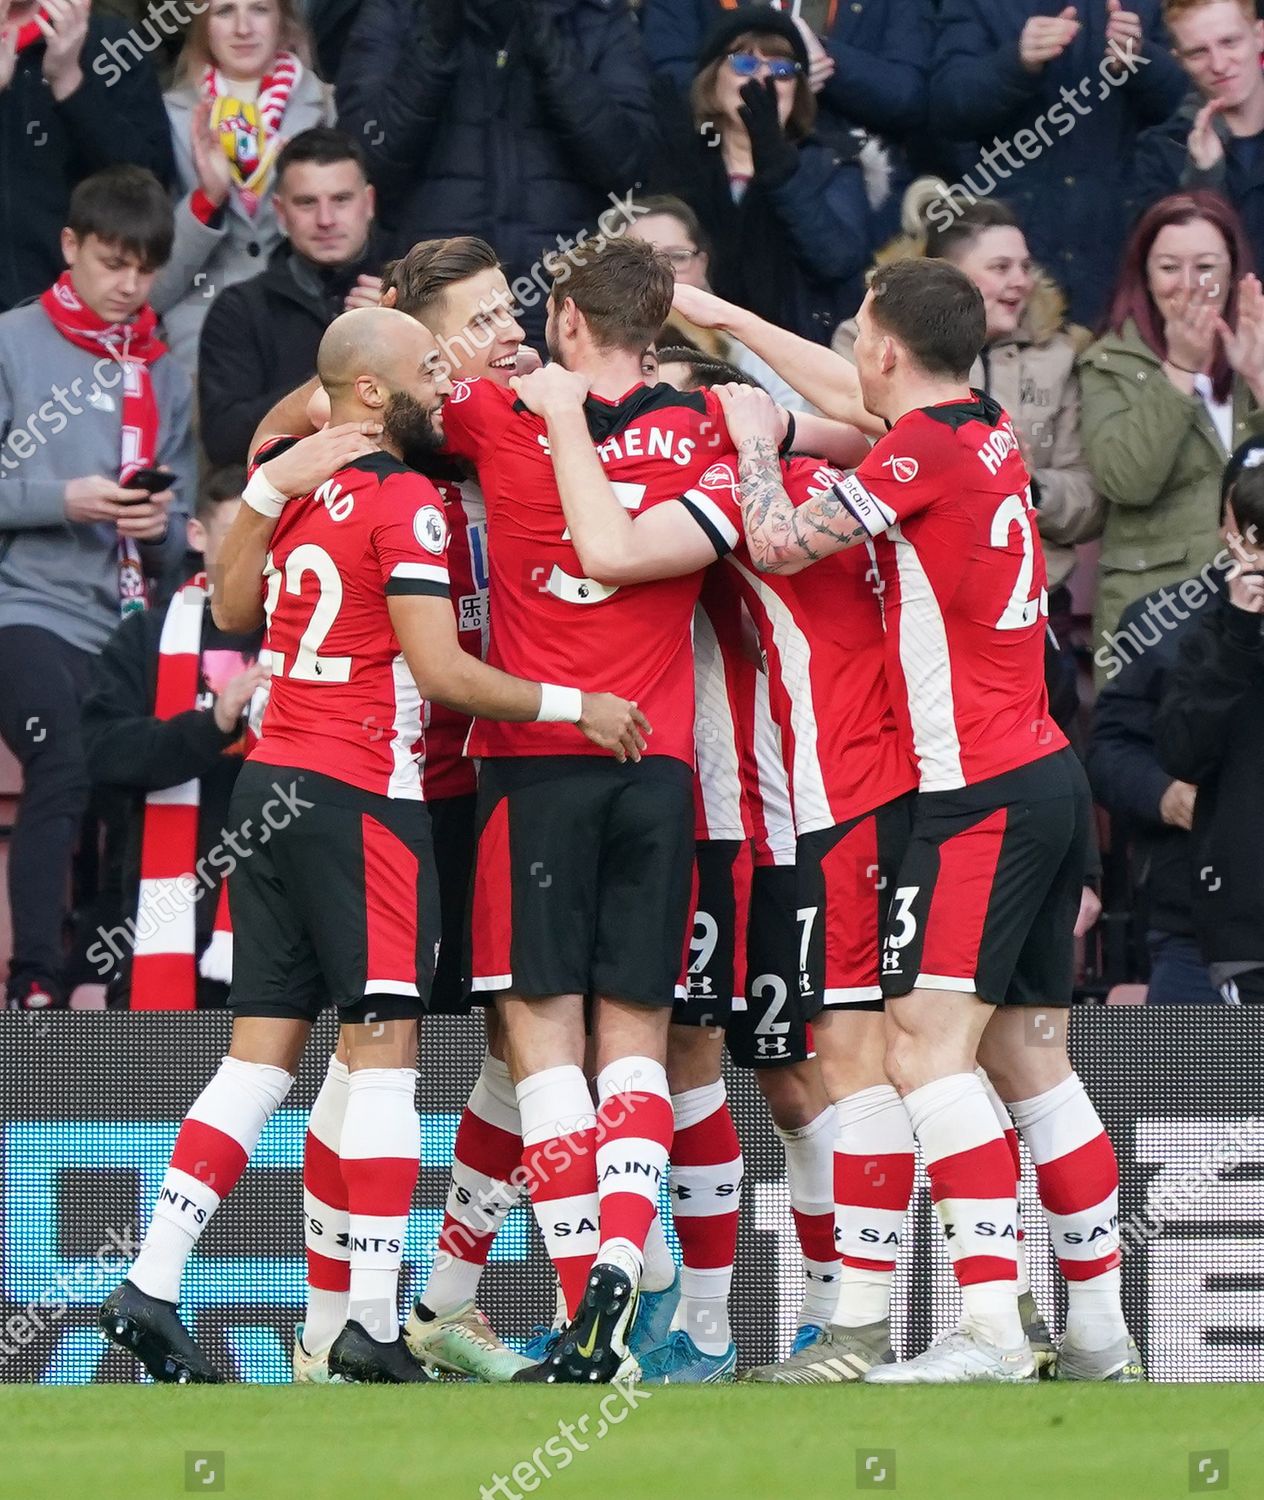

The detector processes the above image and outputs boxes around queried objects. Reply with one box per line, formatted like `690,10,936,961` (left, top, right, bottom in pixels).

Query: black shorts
429,792,476,1016
469,755,694,1007
228,764,439,1023
676,841,816,1069
879,747,1090,1009
798,792,916,1012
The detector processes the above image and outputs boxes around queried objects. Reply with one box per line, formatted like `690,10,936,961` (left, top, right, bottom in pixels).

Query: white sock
832,1084,915,1328
130,1056,293,1303
341,1068,420,1343
1009,1073,1126,1351
641,1211,676,1295
670,1080,742,1355
302,1055,351,1356
975,1068,1031,1298
776,1107,839,1327
904,1073,1022,1350
420,1051,523,1316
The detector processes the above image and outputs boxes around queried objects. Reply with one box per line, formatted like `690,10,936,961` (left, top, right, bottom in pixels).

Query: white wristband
536,683,583,723
242,466,288,519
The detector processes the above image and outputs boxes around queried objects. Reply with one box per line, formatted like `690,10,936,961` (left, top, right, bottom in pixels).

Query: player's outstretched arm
672,283,883,437
388,593,651,762
511,366,720,585
714,384,871,575
791,410,872,469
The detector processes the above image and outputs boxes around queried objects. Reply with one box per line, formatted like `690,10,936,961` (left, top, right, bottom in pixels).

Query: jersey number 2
262,544,352,683
989,488,1048,632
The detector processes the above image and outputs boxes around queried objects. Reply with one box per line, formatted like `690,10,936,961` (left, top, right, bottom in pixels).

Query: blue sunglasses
727,51,802,82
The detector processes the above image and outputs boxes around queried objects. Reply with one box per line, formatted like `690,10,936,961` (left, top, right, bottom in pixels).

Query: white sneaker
863,1326,1036,1385
292,1323,334,1384
403,1300,533,1382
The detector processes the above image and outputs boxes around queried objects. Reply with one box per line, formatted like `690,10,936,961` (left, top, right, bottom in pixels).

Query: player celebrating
440,237,749,1384
714,260,1136,1384
98,307,646,1385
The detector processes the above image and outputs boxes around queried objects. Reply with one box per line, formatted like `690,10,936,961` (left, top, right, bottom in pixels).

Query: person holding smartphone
0,165,194,1013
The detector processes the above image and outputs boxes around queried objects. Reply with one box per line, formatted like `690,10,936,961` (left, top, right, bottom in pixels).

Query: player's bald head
317,306,440,396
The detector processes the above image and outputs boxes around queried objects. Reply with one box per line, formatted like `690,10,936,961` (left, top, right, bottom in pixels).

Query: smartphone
123,467,176,498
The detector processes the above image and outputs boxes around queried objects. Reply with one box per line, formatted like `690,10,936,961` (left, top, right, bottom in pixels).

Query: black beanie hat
696,5,811,77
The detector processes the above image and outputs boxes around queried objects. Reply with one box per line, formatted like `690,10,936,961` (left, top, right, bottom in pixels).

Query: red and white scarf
131,576,259,1009
11,11,44,50
39,272,167,617
202,50,301,217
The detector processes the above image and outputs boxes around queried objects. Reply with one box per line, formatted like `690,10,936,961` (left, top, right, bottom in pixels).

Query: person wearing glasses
644,6,891,343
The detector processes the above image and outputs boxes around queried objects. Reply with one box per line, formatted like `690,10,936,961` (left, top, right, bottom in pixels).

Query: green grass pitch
1,1384,1259,1500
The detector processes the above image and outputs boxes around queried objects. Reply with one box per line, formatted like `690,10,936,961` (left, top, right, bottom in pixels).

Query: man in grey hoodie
0,165,194,1010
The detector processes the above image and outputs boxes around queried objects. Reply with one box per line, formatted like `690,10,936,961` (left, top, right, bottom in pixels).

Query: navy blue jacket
1087,573,1224,940
336,0,653,347
638,0,931,139
1132,96,1264,274
646,82,880,342
0,19,174,313
929,0,1186,326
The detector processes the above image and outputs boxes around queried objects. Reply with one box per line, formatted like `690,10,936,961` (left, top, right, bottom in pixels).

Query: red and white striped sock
904,1072,1021,1348
670,1080,743,1354
129,1056,294,1303
1009,1073,1125,1350
776,1107,839,1327
833,1084,915,1328
594,1057,674,1284
517,1064,599,1320
340,1068,420,1343
976,1068,1031,1297
420,1052,522,1316
302,1055,350,1356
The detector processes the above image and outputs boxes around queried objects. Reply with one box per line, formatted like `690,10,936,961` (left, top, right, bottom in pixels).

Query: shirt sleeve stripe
391,562,450,584
385,578,450,598
681,493,739,556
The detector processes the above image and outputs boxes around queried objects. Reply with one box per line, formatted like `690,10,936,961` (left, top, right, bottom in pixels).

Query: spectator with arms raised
0,0,173,313
0,165,193,1012
1079,190,1264,669
151,0,334,374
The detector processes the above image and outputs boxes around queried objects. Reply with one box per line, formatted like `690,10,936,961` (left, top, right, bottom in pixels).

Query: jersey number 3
262,544,352,683
989,488,1048,632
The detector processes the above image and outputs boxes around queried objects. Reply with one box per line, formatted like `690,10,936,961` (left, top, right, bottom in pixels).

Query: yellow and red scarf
202,50,301,217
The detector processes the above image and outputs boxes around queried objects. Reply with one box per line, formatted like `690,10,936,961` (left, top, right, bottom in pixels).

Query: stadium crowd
2,0,1264,1391
4,0,1264,1015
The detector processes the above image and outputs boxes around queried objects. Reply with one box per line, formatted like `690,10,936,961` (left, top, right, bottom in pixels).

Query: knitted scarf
39,271,167,617
131,575,259,1009
202,50,301,217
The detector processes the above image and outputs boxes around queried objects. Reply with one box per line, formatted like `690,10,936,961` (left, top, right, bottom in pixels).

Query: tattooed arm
717,386,871,573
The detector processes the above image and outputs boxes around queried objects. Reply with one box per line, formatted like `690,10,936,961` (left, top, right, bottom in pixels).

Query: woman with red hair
1080,190,1264,670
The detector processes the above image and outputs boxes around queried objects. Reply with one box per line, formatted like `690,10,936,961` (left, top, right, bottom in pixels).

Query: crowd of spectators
2,0,1264,1011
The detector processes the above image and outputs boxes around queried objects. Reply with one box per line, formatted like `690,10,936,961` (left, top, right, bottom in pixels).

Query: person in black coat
197,129,381,467
928,0,1186,327
1155,450,1264,1002
1084,439,1264,1003
646,6,890,344
1131,0,1264,273
81,468,264,1008
0,0,174,312
638,0,932,144
335,0,653,349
